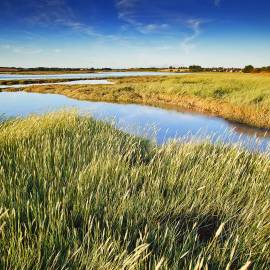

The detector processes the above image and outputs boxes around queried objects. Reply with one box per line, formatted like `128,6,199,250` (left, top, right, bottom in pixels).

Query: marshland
0,71,270,269
1,0,270,268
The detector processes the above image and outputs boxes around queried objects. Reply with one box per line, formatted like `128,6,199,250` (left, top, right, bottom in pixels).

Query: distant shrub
243,65,254,73
189,65,203,72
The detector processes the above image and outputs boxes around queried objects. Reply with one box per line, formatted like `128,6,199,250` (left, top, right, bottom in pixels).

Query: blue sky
0,0,269,68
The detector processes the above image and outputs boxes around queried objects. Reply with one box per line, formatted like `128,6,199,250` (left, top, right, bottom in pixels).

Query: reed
0,113,269,269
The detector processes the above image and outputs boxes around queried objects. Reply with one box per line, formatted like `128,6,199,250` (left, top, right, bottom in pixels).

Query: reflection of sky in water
0,71,179,81
0,91,269,153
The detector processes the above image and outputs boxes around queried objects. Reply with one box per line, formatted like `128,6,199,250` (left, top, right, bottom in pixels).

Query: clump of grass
0,112,269,269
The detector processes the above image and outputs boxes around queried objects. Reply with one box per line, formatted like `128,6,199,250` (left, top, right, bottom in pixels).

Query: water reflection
0,91,269,153
0,71,182,81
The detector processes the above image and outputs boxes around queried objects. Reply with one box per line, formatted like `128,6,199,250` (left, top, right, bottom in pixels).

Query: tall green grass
0,113,269,269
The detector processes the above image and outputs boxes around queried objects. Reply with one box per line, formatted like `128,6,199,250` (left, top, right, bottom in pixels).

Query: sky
0,0,269,68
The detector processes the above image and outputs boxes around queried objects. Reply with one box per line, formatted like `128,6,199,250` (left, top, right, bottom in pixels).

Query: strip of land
1,72,270,129
0,78,97,85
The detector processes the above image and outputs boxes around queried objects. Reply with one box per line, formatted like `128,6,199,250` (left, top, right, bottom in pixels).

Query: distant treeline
188,66,242,72
168,65,242,72
0,65,269,73
0,67,98,72
170,65,270,73
0,67,162,72
242,65,270,73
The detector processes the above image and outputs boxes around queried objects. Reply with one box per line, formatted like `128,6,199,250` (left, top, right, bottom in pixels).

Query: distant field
0,113,269,269
0,68,168,75
3,72,270,129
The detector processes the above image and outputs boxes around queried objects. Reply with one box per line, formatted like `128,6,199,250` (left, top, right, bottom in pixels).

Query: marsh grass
0,112,269,269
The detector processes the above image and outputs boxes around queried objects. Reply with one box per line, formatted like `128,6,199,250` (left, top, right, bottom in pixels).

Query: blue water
0,71,181,81
0,91,269,153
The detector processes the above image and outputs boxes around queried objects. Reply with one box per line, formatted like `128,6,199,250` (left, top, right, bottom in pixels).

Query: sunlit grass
0,112,269,269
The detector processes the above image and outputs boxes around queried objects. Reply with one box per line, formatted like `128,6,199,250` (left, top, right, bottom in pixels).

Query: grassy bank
0,113,269,269
3,72,270,129
0,78,111,86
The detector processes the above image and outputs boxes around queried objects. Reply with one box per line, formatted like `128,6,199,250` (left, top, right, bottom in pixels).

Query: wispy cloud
27,0,75,26
1,44,12,50
53,48,62,53
117,0,138,9
54,19,104,38
214,0,221,7
181,19,203,53
1,44,43,54
116,0,206,53
25,0,111,39
138,23,169,34
1,43,66,55
116,0,170,34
